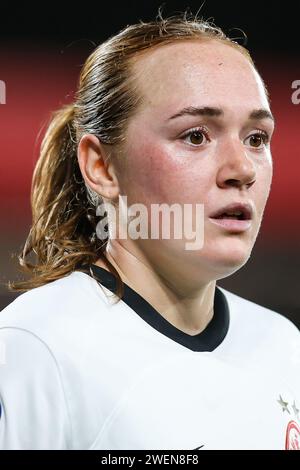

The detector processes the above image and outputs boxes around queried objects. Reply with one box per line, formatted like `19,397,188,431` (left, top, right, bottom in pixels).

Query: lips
209,202,253,221
208,202,254,233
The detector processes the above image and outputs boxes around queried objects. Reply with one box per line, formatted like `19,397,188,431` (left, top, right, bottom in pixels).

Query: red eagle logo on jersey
285,421,300,450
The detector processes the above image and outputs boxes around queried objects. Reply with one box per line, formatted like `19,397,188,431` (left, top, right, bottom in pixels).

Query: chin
189,238,253,277
210,247,253,277
178,243,251,282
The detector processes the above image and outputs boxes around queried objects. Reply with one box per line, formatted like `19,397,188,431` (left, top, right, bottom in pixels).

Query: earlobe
77,133,120,201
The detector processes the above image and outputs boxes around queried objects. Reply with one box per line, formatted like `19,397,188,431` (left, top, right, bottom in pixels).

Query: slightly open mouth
213,212,247,221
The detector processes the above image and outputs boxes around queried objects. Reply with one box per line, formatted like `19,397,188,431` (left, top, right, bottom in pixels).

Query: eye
180,126,210,147
245,130,270,149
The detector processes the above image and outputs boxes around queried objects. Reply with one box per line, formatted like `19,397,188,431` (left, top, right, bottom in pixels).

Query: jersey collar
83,263,230,352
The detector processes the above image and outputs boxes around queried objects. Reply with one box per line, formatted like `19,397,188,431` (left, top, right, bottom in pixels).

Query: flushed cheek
124,141,212,205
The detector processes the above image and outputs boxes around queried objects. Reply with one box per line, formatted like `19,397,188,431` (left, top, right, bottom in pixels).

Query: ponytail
7,103,124,300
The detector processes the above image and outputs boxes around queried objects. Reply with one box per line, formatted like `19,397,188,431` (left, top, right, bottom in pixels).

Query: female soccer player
0,11,299,450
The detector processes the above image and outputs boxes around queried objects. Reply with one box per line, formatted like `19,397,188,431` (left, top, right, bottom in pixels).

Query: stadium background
0,1,299,327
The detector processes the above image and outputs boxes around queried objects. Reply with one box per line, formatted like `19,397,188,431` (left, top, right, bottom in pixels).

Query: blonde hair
7,7,257,301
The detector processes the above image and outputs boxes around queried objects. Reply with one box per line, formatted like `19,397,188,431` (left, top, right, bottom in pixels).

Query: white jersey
0,264,299,450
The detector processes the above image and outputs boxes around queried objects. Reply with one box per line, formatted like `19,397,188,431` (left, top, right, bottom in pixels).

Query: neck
94,239,216,336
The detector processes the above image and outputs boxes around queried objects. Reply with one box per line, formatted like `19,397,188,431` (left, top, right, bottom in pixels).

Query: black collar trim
81,263,230,352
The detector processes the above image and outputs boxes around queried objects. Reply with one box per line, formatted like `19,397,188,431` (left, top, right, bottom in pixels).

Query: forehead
130,39,269,116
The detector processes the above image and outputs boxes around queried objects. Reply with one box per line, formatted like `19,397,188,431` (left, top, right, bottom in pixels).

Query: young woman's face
115,39,274,281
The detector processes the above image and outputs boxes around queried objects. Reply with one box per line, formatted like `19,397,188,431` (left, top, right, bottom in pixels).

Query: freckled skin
113,39,274,283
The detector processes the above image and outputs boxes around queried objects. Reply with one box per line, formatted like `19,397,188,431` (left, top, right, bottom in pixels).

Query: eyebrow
167,106,275,123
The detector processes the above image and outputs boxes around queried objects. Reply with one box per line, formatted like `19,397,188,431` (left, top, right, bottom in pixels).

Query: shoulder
0,270,110,335
0,271,112,449
218,286,300,376
219,285,299,339
0,270,115,374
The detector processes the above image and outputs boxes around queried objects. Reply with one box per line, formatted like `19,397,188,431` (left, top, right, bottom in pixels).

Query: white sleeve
0,327,72,449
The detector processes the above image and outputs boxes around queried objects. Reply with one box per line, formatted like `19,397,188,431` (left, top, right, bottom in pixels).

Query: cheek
255,162,273,203
123,140,212,205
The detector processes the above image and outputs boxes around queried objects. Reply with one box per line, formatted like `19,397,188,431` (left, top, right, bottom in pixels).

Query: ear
77,133,120,201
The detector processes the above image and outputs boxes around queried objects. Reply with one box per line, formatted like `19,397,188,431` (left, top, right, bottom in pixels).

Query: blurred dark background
0,1,299,327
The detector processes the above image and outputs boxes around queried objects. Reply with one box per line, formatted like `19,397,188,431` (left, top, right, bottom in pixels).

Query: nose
216,139,256,189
